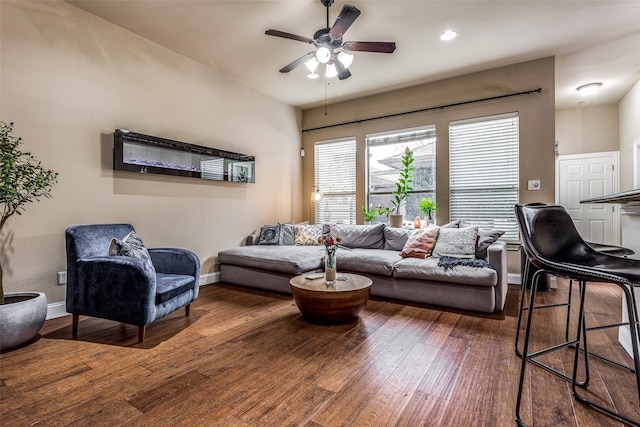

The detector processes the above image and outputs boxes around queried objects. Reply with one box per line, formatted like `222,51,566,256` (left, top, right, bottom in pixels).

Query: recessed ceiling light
440,30,458,41
576,82,603,97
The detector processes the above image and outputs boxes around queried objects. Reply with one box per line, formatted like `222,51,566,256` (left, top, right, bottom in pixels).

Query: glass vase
325,249,337,285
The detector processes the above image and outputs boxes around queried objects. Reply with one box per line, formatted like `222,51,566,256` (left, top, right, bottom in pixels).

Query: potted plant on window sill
418,197,437,225
361,205,379,225
0,121,58,351
389,147,415,228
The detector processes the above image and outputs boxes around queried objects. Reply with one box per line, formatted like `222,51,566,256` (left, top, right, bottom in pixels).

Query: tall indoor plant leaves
0,121,58,304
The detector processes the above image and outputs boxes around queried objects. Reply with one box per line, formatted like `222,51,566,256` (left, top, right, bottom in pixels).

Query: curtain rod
301,87,543,133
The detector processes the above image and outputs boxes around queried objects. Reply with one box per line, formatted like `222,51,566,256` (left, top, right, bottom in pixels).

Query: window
449,112,519,241
366,126,436,221
314,138,356,224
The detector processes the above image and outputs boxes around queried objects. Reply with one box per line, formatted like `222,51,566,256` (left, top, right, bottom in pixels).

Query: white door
556,151,619,245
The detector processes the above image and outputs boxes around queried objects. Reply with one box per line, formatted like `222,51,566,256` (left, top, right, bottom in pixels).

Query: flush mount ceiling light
440,30,458,41
577,82,603,97
265,0,396,81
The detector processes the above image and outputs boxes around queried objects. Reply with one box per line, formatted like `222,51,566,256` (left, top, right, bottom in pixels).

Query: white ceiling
67,0,640,110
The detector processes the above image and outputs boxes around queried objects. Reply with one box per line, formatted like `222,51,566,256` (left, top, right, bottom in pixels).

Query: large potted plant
389,147,415,228
0,121,58,351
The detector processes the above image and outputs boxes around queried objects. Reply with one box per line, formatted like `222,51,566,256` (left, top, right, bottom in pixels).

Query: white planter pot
0,292,47,351
389,214,404,228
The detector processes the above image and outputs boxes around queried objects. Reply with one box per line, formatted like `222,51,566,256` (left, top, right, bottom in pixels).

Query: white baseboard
618,325,640,358
46,301,69,320
45,272,221,320
199,272,221,285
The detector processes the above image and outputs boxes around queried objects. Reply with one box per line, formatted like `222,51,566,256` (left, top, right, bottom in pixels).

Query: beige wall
301,57,556,275
0,1,303,304
619,80,640,191
555,104,619,156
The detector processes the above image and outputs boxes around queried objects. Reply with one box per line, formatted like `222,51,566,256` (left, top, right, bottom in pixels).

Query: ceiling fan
265,0,396,80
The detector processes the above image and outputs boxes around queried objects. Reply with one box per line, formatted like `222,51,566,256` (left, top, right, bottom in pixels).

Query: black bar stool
514,204,640,427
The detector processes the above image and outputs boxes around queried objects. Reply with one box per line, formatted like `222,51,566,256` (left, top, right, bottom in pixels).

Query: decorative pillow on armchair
109,231,153,264
432,227,478,258
400,226,440,259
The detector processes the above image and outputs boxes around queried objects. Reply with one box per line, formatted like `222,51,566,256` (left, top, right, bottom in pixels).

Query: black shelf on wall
113,129,255,183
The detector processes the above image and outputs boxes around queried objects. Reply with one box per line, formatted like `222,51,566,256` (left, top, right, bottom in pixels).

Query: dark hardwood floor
1,279,638,426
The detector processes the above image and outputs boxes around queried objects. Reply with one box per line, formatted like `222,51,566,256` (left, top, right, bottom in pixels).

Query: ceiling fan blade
279,51,316,73
265,29,314,44
329,5,361,39
334,60,352,80
343,41,396,53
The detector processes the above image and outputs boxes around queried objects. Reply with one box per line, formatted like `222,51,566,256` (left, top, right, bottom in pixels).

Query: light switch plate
528,180,541,190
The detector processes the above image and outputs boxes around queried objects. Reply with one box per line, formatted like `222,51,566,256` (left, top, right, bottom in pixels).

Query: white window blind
449,113,519,241
315,138,356,224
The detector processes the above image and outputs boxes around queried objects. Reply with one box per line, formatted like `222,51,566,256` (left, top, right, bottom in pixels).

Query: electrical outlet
57,271,67,285
527,180,541,191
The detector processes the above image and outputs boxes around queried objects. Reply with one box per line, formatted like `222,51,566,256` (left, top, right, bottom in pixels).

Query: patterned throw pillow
400,226,440,259
432,227,478,258
294,224,324,246
108,231,152,264
258,225,284,245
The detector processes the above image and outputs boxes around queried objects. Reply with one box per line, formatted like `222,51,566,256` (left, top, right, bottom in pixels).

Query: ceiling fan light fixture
305,57,320,73
577,82,602,97
307,72,319,79
325,62,338,78
337,51,354,69
316,46,331,64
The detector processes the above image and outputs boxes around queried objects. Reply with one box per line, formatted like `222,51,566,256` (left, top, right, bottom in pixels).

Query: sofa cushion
383,226,413,251
335,248,401,276
217,245,323,275
393,257,497,287
279,223,296,245
258,225,284,245
432,227,478,258
294,224,324,246
476,228,505,259
330,223,385,249
400,226,440,259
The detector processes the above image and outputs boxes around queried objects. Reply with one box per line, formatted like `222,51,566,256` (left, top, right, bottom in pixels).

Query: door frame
555,151,620,244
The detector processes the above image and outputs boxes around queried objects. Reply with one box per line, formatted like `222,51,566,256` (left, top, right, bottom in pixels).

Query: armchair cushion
156,273,197,304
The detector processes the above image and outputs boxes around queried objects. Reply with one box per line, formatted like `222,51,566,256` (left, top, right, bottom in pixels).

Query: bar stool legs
516,275,640,427
571,281,640,427
515,269,588,426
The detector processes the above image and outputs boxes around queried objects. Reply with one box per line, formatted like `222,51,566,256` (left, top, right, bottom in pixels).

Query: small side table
289,273,372,323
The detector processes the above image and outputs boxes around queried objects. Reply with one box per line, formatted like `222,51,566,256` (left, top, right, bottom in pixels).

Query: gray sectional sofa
218,223,508,313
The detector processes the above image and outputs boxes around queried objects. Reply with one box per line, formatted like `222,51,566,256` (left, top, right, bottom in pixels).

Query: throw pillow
476,228,505,259
384,226,413,251
432,226,478,258
278,223,296,245
294,224,324,246
108,231,152,264
400,226,440,259
331,223,385,249
440,219,462,228
258,225,284,245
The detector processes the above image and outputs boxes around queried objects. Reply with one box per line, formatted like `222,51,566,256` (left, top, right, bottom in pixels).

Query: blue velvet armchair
65,224,200,343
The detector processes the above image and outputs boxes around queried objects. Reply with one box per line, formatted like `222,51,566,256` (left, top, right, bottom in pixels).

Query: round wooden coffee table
289,273,372,323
